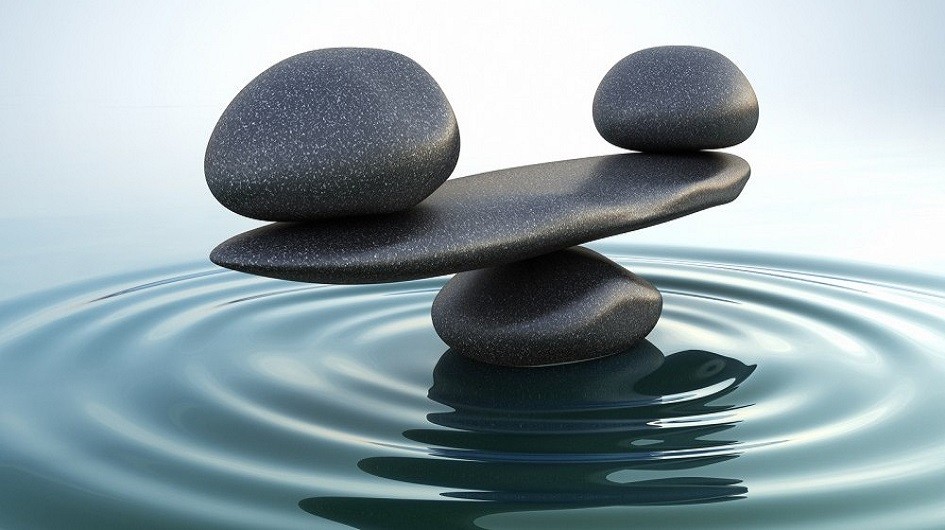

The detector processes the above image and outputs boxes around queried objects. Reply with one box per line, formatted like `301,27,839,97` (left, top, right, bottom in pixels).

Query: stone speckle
593,46,758,152
209,152,750,284
205,48,460,221
430,247,663,366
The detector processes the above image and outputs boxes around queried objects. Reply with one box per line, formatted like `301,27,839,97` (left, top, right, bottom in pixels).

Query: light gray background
2,0,943,296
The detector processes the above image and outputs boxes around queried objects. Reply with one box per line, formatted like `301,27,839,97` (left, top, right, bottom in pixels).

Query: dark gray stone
210,152,750,283
593,46,758,152
205,48,460,221
430,247,663,366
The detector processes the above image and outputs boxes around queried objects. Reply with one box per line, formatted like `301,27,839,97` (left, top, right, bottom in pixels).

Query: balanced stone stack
206,46,758,366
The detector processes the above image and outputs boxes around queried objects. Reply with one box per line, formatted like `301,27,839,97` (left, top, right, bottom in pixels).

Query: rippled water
2,243,945,529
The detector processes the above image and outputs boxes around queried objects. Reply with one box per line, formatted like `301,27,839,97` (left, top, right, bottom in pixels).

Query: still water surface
1,243,944,528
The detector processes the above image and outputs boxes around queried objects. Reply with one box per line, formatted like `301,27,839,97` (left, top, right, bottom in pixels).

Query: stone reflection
301,343,756,529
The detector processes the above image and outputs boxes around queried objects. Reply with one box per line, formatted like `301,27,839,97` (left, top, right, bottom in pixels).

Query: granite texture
593,46,758,152
205,48,460,221
430,247,663,366
210,152,750,284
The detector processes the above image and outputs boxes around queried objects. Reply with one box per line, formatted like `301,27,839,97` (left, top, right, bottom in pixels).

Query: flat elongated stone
594,46,758,152
431,247,662,366
210,152,749,283
205,48,460,221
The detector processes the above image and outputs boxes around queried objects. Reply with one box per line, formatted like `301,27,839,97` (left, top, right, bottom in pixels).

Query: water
2,242,945,529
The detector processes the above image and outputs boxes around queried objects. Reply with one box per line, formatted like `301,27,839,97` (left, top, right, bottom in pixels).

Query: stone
430,247,663,366
593,46,758,152
210,152,749,284
205,48,460,221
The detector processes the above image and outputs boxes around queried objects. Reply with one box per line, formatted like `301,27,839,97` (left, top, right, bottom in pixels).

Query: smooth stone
430,247,663,366
205,48,460,221
593,46,759,152
210,152,750,284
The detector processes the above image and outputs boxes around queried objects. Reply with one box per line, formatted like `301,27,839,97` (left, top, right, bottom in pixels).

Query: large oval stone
430,247,663,366
205,48,460,221
593,46,758,152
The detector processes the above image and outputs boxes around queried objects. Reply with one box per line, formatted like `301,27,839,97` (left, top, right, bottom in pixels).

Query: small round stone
205,48,460,221
593,46,758,152
431,247,663,366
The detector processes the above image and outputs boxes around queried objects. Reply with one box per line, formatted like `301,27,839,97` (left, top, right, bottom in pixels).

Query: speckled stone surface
430,247,663,366
210,152,750,283
593,46,758,152
205,48,460,221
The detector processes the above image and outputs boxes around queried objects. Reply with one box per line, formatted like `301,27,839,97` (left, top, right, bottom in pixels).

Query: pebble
430,247,663,366
205,48,460,221
593,46,758,152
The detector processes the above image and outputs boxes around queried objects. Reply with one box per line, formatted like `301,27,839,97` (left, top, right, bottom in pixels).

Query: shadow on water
301,342,756,529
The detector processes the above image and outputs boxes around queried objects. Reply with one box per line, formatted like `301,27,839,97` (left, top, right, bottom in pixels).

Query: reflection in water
301,343,756,528
5,250,944,527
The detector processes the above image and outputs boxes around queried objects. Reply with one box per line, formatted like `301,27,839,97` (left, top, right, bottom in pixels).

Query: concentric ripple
2,243,945,529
